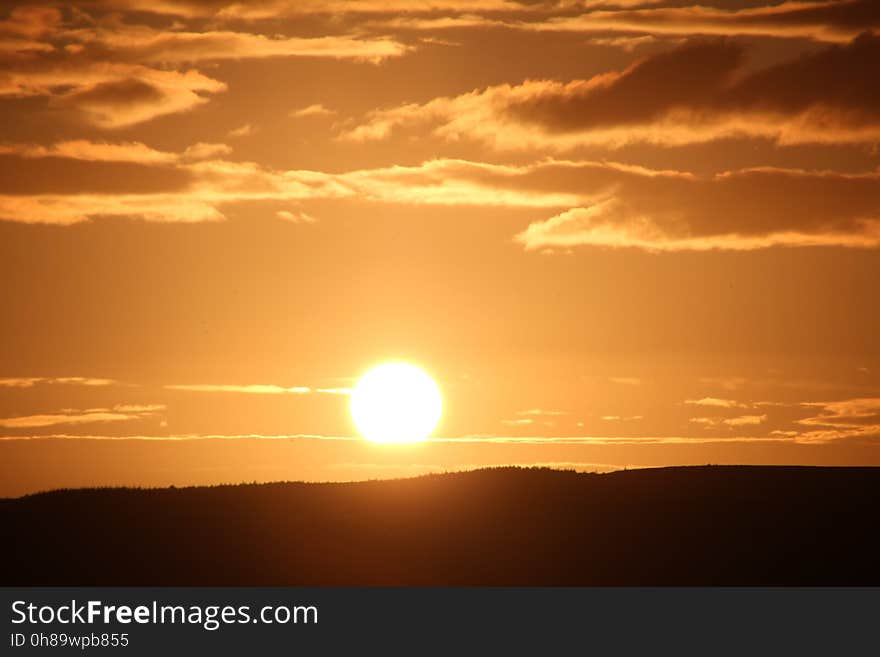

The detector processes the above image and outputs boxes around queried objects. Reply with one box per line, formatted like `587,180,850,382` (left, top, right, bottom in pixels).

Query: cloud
0,378,43,388
0,140,227,164
62,21,408,64
81,0,530,19
0,156,585,225
685,397,748,409
228,123,254,138
0,6,61,39
166,383,349,394
690,414,767,428
2,151,879,252
51,377,118,386
513,166,880,252
59,72,228,128
342,34,880,149
0,432,350,442
0,376,118,387
182,142,232,159
314,387,352,395
166,384,312,394
609,376,641,385
0,404,163,429
531,0,880,44
601,415,643,421
680,396,880,443
112,404,166,412
276,210,317,223
724,414,767,427
787,398,880,443
0,53,228,128
588,35,664,52
0,431,798,445
439,434,789,445
503,409,568,428
0,6,61,55
590,34,659,52
0,193,224,225
0,10,408,128
3,9,411,64
290,104,337,118
0,412,133,429
0,9,237,127
370,0,879,44
515,409,568,416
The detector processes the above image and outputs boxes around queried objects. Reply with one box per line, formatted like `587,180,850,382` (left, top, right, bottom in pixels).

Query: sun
350,362,442,444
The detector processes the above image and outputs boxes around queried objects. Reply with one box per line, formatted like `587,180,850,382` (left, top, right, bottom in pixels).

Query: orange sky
1,0,879,496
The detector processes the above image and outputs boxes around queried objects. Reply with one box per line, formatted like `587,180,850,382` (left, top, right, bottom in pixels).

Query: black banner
1,588,877,655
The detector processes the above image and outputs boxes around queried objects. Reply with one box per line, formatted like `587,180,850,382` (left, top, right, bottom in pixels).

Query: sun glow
350,363,442,444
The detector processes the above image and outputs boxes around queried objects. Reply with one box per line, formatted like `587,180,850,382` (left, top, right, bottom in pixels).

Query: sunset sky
1,0,879,496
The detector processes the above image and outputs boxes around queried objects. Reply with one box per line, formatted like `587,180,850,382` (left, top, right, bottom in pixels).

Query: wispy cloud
515,409,568,417
0,404,164,429
0,376,118,388
276,210,318,223
112,404,166,413
787,398,880,443
314,387,353,395
166,384,350,395
691,414,768,428
523,0,880,44
0,140,195,164
436,434,790,445
66,25,408,65
609,377,641,386
290,104,337,118
227,123,254,138
0,432,349,442
588,35,663,52
90,0,527,19
166,384,311,394
0,378,43,388
685,397,748,409
725,415,768,427
370,0,879,44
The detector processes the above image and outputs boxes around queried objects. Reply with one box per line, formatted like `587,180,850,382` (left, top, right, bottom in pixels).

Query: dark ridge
3,465,879,585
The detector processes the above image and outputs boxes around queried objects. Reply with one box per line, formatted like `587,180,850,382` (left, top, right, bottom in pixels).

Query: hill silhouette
2,465,879,585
